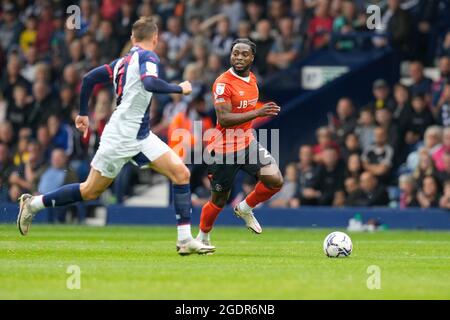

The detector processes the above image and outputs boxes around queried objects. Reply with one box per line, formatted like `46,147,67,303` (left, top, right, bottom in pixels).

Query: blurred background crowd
1,0,450,218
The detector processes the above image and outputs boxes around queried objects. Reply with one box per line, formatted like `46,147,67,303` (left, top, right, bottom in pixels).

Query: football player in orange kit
197,39,284,247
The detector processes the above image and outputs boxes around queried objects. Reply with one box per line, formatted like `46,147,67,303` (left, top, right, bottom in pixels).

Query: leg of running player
148,149,215,254
234,163,284,234
17,168,113,235
197,190,231,245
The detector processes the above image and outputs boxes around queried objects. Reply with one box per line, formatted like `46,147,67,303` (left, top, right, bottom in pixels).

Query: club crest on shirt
215,83,225,95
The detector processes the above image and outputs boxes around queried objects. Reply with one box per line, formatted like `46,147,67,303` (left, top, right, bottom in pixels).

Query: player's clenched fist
179,81,192,95
75,115,89,138
257,102,281,118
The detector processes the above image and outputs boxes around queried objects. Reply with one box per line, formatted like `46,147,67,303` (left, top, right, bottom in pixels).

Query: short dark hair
132,17,158,42
231,38,256,55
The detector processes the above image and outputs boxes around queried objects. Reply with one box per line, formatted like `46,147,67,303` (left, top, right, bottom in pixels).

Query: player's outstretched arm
216,101,281,128
78,62,116,137
142,77,192,95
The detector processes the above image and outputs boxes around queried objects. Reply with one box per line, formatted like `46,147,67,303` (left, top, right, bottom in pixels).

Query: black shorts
206,141,277,193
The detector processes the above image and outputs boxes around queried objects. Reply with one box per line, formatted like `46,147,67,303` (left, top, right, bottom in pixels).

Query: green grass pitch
1,224,449,299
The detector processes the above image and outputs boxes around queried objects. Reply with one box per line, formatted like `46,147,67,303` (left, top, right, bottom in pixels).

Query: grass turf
0,224,449,299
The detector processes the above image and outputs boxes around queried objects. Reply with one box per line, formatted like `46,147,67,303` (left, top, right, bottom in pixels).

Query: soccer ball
323,231,352,258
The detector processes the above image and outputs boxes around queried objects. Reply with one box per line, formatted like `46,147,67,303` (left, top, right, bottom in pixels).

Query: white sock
197,230,210,242
177,224,192,241
29,195,45,212
238,199,253,213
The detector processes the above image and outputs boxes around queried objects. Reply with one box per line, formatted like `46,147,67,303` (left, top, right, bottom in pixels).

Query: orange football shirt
208,68,259,154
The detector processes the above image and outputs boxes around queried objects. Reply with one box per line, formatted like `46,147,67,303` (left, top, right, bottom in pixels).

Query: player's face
230,43,254,73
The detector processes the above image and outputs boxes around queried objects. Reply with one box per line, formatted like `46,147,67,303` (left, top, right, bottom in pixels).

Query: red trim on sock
245,181,282,208
199,201,223,233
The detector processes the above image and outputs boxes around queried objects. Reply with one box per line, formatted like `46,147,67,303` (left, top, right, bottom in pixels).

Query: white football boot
17,194,36,236
233,205,262,234
176,237,216,255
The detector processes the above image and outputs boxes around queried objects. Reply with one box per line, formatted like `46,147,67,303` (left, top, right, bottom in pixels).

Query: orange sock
245,181,282,208
199,201,223,233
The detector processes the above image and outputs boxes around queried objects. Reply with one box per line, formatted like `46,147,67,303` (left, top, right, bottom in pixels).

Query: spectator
268,0,286,26
269,163,298,208
0,121,14,148
12,128,31,166
192,174,211,207
332,0,365,50
354,107,376,152
36,124,52,162
0,143,14,201
368,79,396,112
307,0,333,51
161,16,192,68
7,84,31,135
220,0,245,33
413,148,437,187
345,153,363,180
116,0,138,49
27,80,59,131
436,151,450,185
203,53,225,91
47,115,73,157
403,93,434,149
439,180,450,209
59,84,78,125
0,54,30,106
97,20,120,64
405,125,442,172
152,87,188,137
8,140,47,201
359,171,389,206
237,20,252,39
377,0,412,57
375,108,399,150
312,126,340,163
38,148,79,222
392,83,412,127
362,127,394,184
0,2,23,53
344,176,365,206
408,60,433,96
20,45,38,83
251,19,274,76
168,93,214,161
266,16,302,71
296,145,320,206
314,147,345,205
38,148,78,197
291,0,313,37
432,127,450,171
398,174,419,208
210,16,234,61
417,175,441,208
19,14,38,54
435,83,450,127
36,3,54,56
431,56,450,109
341,132,361,160
331,97,357,146
437,31,450,58
185,0,213,26
245,0,265,31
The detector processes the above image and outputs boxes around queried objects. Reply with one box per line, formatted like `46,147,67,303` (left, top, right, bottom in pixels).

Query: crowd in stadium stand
1,0,450,215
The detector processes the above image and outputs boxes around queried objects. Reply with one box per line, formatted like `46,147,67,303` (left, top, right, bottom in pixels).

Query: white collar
229,68,250,83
